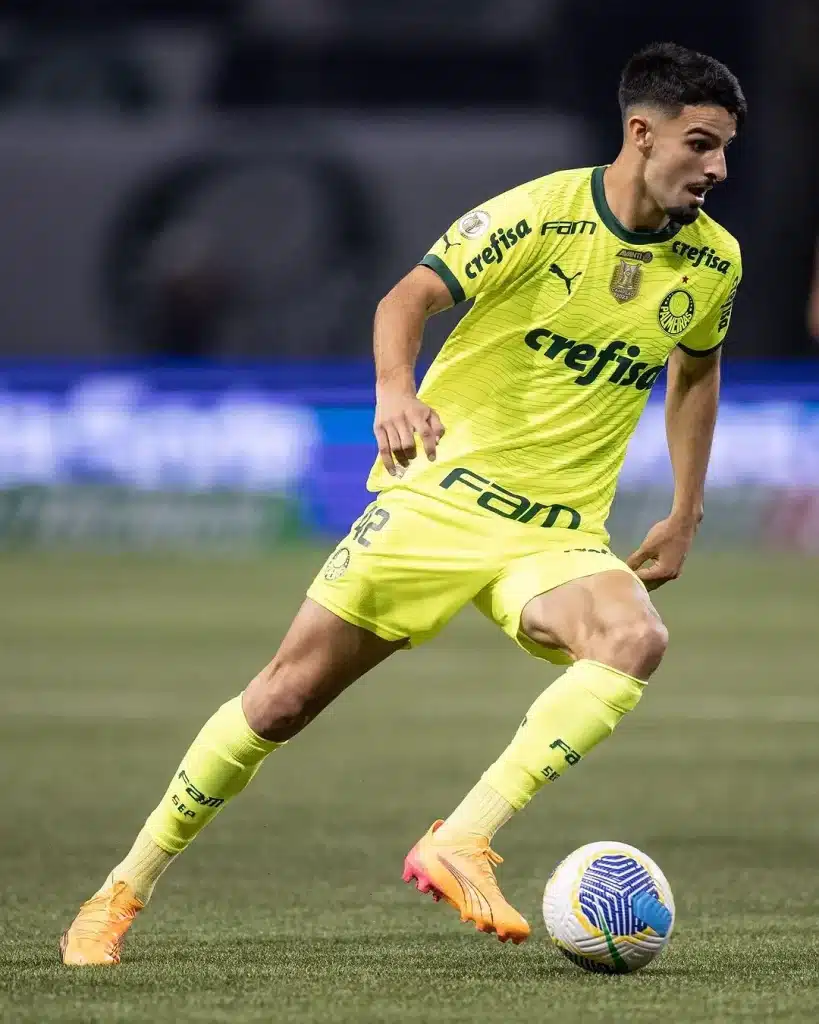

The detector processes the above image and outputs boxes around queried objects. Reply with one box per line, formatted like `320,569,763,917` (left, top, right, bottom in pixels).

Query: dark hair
619,42,746,129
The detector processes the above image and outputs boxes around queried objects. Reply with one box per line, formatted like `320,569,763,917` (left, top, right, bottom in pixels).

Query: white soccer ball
542,841,675,974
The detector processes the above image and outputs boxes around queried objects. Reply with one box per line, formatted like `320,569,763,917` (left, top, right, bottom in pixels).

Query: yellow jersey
367,165,741,542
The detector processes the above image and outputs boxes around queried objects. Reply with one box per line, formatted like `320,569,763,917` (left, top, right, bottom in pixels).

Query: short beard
664,205,701,226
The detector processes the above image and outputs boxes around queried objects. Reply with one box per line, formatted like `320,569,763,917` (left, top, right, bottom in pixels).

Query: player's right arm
373,181,545,475
373,265,451,476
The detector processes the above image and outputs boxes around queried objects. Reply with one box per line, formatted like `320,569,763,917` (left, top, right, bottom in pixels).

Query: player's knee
591,610,669,680
242,657,316,742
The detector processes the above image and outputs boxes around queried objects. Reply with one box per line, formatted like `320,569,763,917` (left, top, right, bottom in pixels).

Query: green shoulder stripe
419,254,466,305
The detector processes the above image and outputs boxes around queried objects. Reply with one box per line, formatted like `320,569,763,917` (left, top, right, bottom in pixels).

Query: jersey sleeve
677,257,742,357
418,183,542,304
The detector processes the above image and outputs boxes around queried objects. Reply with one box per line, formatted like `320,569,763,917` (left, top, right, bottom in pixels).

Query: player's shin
102,695,281,903
436,660,644,840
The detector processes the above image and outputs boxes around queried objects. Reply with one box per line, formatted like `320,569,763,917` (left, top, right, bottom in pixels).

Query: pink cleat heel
401,820,530,943
403,852,444,901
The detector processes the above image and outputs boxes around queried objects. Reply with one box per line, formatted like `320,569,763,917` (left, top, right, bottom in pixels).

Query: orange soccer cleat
59,881,144,966
402,820,531,944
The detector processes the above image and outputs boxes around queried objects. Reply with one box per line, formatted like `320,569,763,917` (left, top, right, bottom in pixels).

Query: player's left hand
626,514,699,591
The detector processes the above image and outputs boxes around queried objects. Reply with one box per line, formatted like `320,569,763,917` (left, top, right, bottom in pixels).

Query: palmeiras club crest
323,546,351,581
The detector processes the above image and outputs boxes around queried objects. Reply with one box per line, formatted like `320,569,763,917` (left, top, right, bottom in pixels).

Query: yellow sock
482,659,645,811
105,695,280,902
101,827,175,904
435,781,515,841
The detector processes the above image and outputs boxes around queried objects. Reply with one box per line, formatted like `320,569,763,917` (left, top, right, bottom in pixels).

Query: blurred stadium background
2,3,819,1022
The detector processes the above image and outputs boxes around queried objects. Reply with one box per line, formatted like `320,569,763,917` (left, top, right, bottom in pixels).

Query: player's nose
705,151,728,183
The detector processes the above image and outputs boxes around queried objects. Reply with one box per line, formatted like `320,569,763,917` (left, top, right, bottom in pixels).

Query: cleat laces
69,882,140,956
448,840,505,891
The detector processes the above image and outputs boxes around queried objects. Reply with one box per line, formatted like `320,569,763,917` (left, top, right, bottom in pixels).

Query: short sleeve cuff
419,254,466,305
677,341,723,358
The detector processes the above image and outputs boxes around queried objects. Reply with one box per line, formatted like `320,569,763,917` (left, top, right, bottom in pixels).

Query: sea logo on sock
323,546,351,580
172,794,196,818
550,738,582,765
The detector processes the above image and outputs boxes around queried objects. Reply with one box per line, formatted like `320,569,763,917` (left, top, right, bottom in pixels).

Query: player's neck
601,158,670,234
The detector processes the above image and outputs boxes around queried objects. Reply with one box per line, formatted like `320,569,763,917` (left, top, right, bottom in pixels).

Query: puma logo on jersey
463,220,532,279
442,231,461,253
549,263,582,294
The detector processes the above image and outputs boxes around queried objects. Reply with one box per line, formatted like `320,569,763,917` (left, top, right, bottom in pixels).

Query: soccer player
61,42,744,963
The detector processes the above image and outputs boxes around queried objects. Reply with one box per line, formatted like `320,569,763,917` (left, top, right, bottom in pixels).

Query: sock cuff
198,695,281,764
571,659,645,714
228,696,282,761
481,763,534,811
141,822,180,856
145,819,190,856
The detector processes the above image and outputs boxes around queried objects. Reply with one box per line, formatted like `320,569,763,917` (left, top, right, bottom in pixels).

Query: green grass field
2,547,819,1023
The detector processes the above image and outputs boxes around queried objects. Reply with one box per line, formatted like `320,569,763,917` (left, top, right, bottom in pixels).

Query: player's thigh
307,490,493,651
244,596,404,740
475,543,665,670
520,569,667,670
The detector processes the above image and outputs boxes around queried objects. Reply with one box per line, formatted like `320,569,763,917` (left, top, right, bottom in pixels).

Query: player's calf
60,599,399,965
243,598,403,740
432,571,664,879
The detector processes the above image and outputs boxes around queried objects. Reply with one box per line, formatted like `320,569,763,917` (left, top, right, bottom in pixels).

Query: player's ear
625,112,654,156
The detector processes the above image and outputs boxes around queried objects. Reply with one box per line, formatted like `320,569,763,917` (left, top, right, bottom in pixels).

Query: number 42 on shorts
353,506,390,547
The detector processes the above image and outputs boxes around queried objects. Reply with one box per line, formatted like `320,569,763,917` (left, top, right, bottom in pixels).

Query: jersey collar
591,166,683,245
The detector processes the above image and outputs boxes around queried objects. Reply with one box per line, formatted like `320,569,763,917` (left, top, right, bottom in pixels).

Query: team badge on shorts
658,288,695,336
458,209,491,240
323,546,351,581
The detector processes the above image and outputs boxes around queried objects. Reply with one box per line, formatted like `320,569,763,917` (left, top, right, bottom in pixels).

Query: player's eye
689,139,711,153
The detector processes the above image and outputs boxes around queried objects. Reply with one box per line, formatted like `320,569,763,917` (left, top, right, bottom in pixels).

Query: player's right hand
374,393,445,476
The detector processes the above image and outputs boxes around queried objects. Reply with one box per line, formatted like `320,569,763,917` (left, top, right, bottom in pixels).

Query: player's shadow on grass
75,934,578,980
133,937,819,983
24,940,809,985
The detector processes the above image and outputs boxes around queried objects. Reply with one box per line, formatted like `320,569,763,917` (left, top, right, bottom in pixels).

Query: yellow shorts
306,487,643,665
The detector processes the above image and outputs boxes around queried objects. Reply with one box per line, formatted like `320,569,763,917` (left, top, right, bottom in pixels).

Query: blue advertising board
0,361,817,541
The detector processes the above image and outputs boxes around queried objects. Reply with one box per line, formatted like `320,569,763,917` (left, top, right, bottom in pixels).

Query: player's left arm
628,261,741,589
